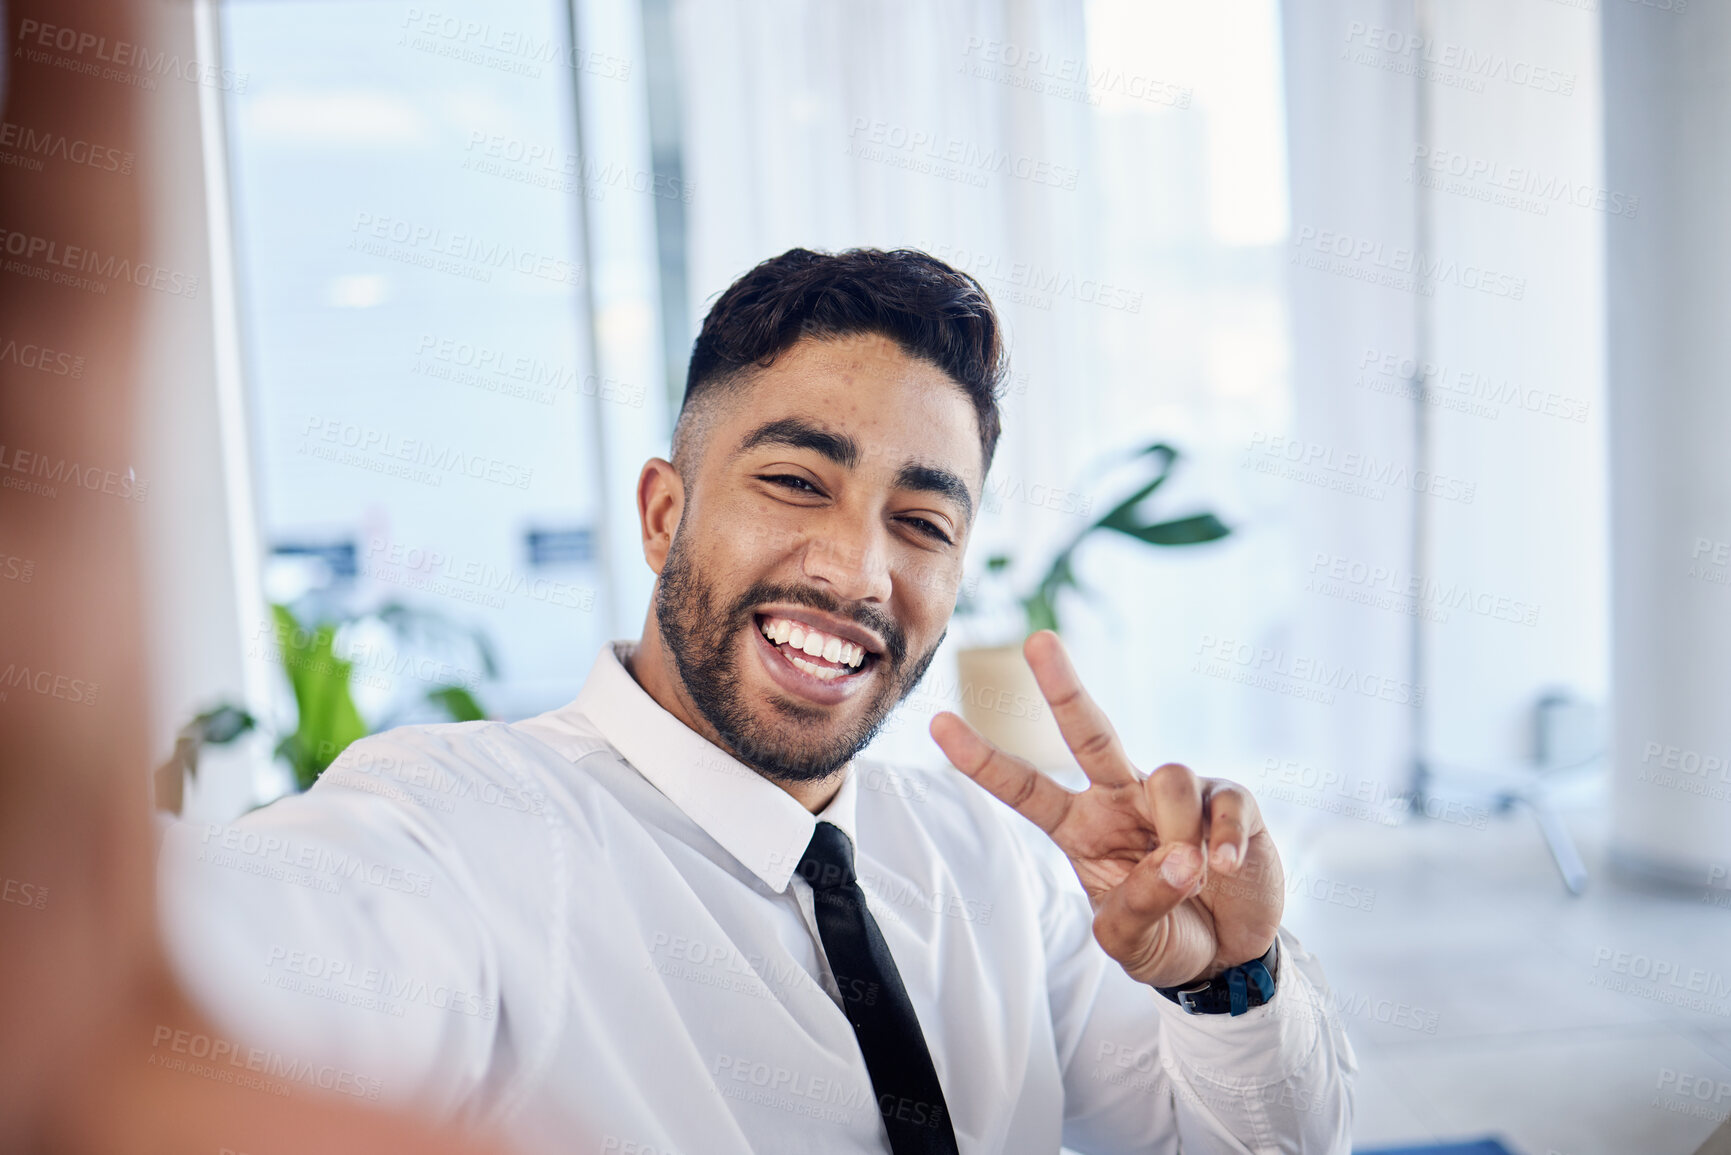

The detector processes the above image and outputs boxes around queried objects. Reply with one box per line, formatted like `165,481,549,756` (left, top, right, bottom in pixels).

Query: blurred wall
1282,0,1608,794
1604,0,1731,883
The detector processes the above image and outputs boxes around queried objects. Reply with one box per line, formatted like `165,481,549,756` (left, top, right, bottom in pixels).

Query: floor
1265,775,1731,1155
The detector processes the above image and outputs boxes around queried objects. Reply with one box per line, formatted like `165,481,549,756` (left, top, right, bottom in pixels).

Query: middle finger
1144,761,1205,855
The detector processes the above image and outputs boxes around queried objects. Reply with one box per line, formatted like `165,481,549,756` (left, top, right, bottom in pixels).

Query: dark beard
654,530,942,782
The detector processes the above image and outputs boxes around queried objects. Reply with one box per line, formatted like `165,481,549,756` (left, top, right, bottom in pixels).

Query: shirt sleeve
155,730,504,1118
1008,815,1358,1154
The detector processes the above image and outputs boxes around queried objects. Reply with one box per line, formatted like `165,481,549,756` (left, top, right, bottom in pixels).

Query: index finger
1023,630,1139,788
930,711,1076,835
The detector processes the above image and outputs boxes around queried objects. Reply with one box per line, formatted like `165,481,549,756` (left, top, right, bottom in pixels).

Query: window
221,0,620,737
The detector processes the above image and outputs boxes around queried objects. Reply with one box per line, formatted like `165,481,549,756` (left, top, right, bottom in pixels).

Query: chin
731,668,872,780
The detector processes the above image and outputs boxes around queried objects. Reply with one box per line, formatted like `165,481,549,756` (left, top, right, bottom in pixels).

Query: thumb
1091,843,1212,987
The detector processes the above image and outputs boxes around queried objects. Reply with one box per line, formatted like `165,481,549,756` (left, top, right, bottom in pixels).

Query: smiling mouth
754,614,877,683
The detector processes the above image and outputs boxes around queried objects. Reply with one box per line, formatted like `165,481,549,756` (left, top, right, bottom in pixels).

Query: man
160,248,1355,1154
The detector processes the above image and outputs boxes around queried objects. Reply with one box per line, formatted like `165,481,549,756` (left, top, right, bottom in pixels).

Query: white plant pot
954,643,1076,773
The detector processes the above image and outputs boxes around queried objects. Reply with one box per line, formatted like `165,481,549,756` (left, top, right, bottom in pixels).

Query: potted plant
154,601,491,814
954,442,1229,769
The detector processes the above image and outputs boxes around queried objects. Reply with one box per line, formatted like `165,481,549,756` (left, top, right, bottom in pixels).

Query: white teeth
789,654,843,681
758,616,871,671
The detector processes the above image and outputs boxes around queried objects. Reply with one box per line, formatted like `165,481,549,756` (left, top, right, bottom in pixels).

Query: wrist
1194,934,1280,984
1155,938,1280,1016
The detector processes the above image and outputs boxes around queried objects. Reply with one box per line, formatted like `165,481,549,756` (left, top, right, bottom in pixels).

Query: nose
801,525,892,605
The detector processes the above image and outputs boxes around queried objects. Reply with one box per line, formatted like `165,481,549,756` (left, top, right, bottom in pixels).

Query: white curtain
1279,0,1608,799
1277,0,1423,799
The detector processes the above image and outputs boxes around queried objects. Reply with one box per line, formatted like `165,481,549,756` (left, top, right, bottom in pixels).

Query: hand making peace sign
930,631,1284,989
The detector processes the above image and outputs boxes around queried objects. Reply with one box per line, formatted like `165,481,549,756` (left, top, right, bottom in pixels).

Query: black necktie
797,821,960,1154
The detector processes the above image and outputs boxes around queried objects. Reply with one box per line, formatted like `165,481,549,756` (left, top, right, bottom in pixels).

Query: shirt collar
568,641,858,893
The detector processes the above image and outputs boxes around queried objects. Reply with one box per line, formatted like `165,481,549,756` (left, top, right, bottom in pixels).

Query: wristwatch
1155,939,1280,1016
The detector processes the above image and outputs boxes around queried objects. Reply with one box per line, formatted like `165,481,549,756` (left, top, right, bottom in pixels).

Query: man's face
653,333,982,782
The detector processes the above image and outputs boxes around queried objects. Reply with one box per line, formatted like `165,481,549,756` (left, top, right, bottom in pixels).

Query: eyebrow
894,462,974,522
734,416,975,521
736,417,859,469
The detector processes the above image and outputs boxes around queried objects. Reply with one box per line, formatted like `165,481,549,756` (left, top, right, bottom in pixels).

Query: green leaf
1022,591,1060,635
272,732,316,792
270,603,368,790
163,703,257,786
1088,444,1229,547
1105,512,1232,547
194,704,256,745
1014,441,1230,637
1091,468,1176,533
427,685,486,723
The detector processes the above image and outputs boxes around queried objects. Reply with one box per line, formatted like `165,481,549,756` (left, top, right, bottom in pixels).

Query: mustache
730,579,908,668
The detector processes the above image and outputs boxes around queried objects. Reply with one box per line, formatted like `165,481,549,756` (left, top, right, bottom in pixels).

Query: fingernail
1212,842,1239,872
1161,845,1201,889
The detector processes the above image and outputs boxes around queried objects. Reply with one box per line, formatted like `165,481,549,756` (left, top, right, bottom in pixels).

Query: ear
637,457,684,574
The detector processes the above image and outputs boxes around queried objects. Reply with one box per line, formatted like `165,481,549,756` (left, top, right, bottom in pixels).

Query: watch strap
1155,938,1279,1016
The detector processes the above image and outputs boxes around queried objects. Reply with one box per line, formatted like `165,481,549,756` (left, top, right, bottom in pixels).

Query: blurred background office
80,0,1731,1151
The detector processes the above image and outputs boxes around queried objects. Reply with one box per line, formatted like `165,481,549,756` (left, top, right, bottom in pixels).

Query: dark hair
679,247,1007,472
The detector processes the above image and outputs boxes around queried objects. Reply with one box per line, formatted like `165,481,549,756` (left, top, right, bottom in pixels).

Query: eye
760,473,824,496
900,516,953,545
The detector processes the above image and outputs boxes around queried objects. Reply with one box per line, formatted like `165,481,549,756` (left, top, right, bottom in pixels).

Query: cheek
696,499,777,572
723,493,806,563
896,560,962,633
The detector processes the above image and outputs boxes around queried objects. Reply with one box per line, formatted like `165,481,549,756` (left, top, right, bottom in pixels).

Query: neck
624,623,846,814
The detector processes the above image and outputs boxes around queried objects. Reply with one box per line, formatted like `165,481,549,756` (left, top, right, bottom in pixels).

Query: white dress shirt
158,642,1356,1154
